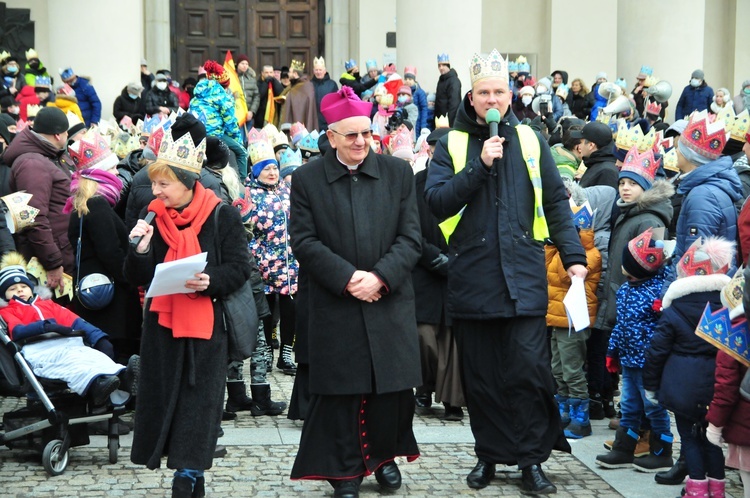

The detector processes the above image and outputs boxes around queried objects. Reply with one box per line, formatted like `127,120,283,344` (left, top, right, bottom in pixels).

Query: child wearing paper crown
643,237,735,497
705,265,750,498
546,198,602,439
0,252,138,406
596,228,675,471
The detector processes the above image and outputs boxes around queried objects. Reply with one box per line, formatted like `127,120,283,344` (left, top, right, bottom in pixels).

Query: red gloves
606,356,620,374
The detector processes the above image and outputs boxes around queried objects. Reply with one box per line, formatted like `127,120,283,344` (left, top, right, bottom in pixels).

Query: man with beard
256,65,285,129
426,49,587,495
279,60,318,132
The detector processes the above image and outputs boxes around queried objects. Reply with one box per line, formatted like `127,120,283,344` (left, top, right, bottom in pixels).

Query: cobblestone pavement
1,363,746,497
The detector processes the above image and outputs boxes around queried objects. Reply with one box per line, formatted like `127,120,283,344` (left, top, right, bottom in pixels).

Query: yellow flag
224,50,248,126
265,81,276,126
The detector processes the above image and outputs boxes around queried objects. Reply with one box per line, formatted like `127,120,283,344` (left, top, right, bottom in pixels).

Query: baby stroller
0,320,127,475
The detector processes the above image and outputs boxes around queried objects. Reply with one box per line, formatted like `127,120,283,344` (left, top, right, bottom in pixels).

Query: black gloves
430,253,449,276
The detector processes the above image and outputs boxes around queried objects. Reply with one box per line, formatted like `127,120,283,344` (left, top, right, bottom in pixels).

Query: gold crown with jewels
469,49,509,86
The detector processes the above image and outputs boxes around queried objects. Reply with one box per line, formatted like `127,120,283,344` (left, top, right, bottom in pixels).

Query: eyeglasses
329,129,372,141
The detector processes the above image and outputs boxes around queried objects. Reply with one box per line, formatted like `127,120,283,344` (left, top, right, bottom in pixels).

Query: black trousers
454,316,570,468
262,293,296,347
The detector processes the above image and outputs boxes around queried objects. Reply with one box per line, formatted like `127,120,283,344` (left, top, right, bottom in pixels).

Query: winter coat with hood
311,73,338,130
112,87,145,123
189,79,242,144
586,83,608,121
16,85,40,121
143,85,179,116
673,155,743,261
434,68,462,127
567,92,589,120
546,227,602,328
24,60,52,87
593,180,675,332
643,273,728,421
47,95,83,123
5,127,75,273
675,81,714,120
238,68,260,115
706,350,750,447
425,94,587,319
410,83,429,136
70,76,101,126
578,147,619,190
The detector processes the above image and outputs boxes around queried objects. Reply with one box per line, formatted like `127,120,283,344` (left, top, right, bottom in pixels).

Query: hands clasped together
347,270,383,303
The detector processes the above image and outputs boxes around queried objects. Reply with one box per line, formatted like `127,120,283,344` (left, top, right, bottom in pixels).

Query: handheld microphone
486,108,501,137
130,211,156,247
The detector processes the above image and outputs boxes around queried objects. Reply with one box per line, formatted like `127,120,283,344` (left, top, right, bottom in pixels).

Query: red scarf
148,183,221,339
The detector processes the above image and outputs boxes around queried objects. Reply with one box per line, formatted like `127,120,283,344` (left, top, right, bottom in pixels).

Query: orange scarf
148,183,221,339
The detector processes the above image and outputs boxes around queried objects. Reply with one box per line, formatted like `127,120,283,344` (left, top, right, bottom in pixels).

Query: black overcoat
289,149,422,396
124,203,251,470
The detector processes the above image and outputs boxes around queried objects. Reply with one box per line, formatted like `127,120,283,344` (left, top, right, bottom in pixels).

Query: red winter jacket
706,350,750,446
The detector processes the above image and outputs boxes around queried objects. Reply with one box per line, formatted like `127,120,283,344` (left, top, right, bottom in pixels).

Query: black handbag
213,207,258,361
75,215,115,310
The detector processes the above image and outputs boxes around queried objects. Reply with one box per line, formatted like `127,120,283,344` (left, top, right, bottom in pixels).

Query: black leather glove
94,338,116,360
429,253,449,276
43,322,75,336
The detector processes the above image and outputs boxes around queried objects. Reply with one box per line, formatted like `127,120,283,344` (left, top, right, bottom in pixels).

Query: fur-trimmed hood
662,273,731,309
631,179,675,209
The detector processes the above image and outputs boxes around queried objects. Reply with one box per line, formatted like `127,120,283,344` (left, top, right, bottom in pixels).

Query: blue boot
564,398,592,439
555,394,570,428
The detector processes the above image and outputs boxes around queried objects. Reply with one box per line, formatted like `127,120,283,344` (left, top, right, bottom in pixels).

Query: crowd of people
2,44,750,498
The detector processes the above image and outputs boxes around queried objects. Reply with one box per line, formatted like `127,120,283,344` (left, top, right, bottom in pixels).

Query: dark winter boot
249,383,287,416
564,398,592,439
555,394,570,427
595,426,639,468
276,344,297,375
225,382,253,413
655,452,687,485
633,432,674,472
589,393,605,420
192,476,205,498
171,476,194,498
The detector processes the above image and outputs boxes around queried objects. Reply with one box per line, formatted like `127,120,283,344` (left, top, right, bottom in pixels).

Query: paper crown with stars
696,303,750,367
68,129,119,171
469,49,509,86
571,201,594,230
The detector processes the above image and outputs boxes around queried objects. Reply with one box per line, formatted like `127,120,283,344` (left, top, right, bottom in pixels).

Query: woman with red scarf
125,114,251,498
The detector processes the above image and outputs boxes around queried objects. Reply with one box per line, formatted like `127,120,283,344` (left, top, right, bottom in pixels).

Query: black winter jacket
143,87,179,116
112,87,145,123
579,148,619,189
434,68,462,127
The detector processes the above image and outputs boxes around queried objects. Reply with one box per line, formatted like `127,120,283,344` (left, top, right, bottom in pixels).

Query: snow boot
684,477,709,497
564,398,592,439
249,383,287,416
589,392,605,420
596,426,639,468
655,451,687,485
708,477,725,498
633,432,673,472
605,430,650,457
276,344,297,375
225,381,253,413
555,394,570,427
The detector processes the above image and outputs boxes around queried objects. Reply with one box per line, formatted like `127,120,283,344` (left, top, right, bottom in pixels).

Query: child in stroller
0,252,137,405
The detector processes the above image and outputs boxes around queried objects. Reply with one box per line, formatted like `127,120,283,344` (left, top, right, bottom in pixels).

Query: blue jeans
620,366,671,436
675,415,725,480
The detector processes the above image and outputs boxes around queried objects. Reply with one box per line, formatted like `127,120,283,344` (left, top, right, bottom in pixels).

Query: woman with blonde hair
66,129,142,363
568,78,590,120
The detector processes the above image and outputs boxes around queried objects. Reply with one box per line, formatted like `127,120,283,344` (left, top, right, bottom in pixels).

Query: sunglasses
330,129,372,141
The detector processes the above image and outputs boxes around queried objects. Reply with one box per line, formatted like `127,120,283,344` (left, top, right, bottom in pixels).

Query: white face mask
690,78,701,87
156,81,167,91
521,95,532,106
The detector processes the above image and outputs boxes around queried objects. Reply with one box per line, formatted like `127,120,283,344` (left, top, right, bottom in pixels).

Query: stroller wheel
42,439,69,476
108,437,118,464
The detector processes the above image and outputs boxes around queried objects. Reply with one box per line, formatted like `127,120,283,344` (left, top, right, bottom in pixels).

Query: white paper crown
157,130,206,174
1,192,40,234
469,49,509,86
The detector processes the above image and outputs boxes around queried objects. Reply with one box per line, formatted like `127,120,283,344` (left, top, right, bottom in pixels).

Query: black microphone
486,108,501,137
130,211,156,247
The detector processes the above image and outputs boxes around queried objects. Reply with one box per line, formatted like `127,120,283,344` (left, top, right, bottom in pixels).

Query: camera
539,94,552,116
386,108,406,132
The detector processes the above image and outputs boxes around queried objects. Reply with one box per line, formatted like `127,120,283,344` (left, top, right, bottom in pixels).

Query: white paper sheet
145,252,208,298
563,276,590,333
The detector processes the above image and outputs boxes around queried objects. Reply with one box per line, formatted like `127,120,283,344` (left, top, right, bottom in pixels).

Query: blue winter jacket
72,77,102,126
674,156,743,261
608,267,667,368
189,79,243,144
675,83,714,120
411,84,428,136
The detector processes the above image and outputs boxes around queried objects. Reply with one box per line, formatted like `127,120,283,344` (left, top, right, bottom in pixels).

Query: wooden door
171,0,322,84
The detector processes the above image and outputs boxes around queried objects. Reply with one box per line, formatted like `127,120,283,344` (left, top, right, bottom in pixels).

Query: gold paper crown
728,109,750,142
290,59,305,73
643,75,659,88
435,114,450,128
0,51,10,63
638,127,658,152
615,121,644,151
1,192,40,234
313,56,325,69
112,132,140,159
25,48,39,60
717,104,736,125
157,130,206,174
26,104,42,118
469,49,509,86
663,148,679,173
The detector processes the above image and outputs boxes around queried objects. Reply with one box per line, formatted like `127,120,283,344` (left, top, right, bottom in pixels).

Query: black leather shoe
521,464,556,495
467,460,495,489
375,462,402,490
654,454,687,485
414,392,432,409
332,479,360,498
